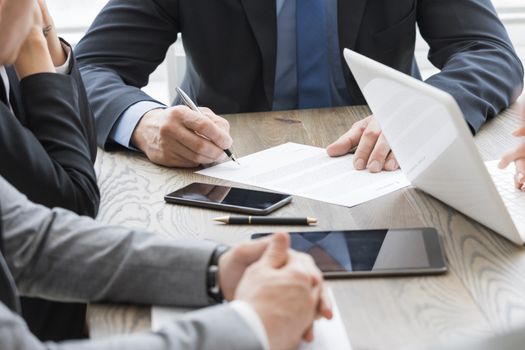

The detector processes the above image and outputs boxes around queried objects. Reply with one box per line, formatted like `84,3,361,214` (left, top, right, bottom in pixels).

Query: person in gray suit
75,0,523,172
0,174,330,350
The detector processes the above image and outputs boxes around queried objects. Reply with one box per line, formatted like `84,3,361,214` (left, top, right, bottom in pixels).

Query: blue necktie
296,0,332,109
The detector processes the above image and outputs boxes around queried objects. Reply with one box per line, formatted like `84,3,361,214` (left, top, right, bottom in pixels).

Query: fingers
512,126,525,137
166,135,219,165
327,119,368,157
181,107,233,150
302,282,322,343
260,232,290,268
366,133,393,173
384,151,399,172
353,117,382,171
302,325,315,343
133,108,232,167
515,158,525,190
232,235,273,265
36,0,52,23
284,252,321,287
499,144,525,169
161,108,227,162
499,150,514,169
319,285,333,320
287,252,331,323
199,107,231,132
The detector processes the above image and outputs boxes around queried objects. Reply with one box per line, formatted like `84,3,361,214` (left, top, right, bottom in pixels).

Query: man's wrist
15,35,55,79
47,31,67,66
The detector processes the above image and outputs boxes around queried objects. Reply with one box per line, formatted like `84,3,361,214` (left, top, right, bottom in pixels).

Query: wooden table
89,105,525,350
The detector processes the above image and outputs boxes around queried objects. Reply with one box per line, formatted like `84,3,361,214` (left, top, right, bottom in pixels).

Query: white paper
152,290,352,350
197,142,410,208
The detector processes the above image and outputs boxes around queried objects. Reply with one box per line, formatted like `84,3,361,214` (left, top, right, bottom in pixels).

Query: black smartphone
165,182,292,215
252,228,447,277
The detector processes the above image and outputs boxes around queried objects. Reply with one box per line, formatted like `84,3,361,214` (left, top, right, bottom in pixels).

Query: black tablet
252,228,447,277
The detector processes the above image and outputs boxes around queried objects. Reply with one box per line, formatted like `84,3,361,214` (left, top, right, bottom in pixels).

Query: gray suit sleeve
0,176,264,349
1,301,263,350
0,174,214,307
419,0,524,133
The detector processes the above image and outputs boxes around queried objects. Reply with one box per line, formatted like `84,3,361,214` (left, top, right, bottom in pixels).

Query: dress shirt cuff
55,42,72,75
230,300,270,350
109,101,166,150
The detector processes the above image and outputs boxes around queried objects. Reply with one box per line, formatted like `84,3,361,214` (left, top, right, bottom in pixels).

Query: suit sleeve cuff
230,301,270,350
109,101,166,150
55,42,72,75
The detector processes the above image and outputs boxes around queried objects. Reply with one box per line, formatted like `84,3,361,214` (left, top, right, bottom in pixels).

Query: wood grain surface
89,105,525,349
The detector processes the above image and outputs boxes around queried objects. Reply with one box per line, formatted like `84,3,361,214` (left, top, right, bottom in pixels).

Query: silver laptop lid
343,48,523,245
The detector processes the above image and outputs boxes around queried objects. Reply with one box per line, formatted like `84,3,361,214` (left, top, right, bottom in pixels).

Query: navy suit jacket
75,0,524,148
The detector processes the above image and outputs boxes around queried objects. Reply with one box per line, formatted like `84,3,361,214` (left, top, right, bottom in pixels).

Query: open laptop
343,48,525,245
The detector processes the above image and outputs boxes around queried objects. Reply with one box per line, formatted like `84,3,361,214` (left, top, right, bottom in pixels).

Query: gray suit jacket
75,0,523,149
0,176,262,350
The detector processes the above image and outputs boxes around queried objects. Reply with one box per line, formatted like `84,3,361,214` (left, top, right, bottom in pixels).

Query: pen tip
230,156,240,165
213,216,228,223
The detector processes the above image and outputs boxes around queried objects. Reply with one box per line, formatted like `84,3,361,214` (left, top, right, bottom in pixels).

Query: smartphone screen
165,183,292,214
252,228,446,276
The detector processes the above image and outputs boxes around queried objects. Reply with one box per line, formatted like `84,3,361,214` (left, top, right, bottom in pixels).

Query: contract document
196,142,410,208
152,290,353,350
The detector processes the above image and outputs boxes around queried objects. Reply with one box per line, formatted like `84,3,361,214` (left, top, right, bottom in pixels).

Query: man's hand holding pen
131,105,233,168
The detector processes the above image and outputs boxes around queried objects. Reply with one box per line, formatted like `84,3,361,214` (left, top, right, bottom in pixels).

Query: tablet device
165,182,292,215
252,228,447,277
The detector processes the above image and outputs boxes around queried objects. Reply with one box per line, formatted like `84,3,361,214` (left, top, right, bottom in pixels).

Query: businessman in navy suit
76,0,523,171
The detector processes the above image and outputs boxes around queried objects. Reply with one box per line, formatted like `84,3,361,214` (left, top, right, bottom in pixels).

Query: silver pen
176,87,240,165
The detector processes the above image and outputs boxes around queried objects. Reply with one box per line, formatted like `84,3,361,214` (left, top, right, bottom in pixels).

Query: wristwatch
207,244,230,303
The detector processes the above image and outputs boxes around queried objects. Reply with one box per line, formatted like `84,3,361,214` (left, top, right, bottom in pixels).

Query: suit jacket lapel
338,0,369,103
240,0,277,107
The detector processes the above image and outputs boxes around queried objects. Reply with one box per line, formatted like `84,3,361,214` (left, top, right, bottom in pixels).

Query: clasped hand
218,232,333,350
14,0,66,79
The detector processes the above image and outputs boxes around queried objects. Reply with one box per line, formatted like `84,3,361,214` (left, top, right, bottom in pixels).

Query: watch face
207,265,222,302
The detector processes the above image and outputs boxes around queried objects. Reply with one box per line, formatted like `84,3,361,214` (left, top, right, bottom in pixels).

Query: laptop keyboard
486,161,525,224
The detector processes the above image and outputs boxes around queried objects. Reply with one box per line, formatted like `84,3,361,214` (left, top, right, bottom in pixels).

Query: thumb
260,232,290,268
499,149,519,169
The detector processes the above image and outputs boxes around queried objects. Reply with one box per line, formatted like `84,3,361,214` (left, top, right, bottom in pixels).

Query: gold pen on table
176,87,240,165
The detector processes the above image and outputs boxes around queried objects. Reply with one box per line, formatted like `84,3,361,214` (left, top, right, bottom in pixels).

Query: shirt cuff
109,101,166,150
55,43,72,75
230,300,270,350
